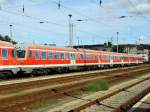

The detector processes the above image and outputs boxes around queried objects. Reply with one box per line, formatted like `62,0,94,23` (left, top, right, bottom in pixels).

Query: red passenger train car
0,41,19,77
16,44,145,75
0,40,146,77
17,44,101,74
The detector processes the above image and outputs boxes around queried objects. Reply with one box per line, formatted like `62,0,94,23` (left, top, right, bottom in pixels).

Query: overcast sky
0,0,150,46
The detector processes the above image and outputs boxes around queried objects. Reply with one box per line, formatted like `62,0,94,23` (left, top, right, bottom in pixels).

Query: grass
86,79,109,92
27,99,58,112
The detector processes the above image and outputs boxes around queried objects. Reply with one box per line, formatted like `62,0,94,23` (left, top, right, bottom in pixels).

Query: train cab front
16,46,32,74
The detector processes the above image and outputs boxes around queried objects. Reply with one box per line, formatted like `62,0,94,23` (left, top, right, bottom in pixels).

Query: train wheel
0,71,13,79
0,74,6,79
6,72,13,79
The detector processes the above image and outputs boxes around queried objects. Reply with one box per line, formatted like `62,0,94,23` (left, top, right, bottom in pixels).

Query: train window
2,48,8,59
80,54,84,60
113,56,115,60
104,55,106,60
83,54,86,60
75,53,78,60
48,52,52,60
120,56,123,60
74,54,76,60
107,55,110,60
17,50,26,58
12,50,16,58
35,51,40,60
72,54,75,60
100,55,103,60
66,53,70,60
87,54,90,60
70,53,75,60
28,51,32,58
96,55,99,60
60,53,64,60
54,52,59,60
42,52,47,60
109,56,112,60
117,56,119,60
92,55,95,60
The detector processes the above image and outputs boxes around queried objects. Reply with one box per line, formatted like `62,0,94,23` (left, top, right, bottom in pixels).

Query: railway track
0,64,150,112
49,75,150,112
72,77,150,112
0,65,149,95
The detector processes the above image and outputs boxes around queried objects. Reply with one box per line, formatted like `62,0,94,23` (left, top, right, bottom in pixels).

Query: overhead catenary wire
1,0,149,44
0,0,128,39
50,0,113,28
0,8,66,27
0,0,107,37
0,7,102,41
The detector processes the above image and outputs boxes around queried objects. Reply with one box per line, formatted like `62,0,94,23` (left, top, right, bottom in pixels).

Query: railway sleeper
114,87,150,112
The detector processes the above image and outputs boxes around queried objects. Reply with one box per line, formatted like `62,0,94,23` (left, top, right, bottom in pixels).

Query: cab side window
2,48,8,59
12,49,16,58
28,51,32,58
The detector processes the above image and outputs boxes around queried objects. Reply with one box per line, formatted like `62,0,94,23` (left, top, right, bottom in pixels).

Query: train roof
16,44,140,57
17,44,106,53
0,40,14,48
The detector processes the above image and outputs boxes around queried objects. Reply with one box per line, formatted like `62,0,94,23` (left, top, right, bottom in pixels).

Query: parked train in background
0,40,148,78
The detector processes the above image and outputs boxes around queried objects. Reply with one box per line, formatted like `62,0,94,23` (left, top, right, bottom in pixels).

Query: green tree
4,35,12,42
0,34,17,44
0,34,4,41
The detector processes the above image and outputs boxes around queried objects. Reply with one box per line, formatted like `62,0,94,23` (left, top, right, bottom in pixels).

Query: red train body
0,40,146,76
0,41,19,76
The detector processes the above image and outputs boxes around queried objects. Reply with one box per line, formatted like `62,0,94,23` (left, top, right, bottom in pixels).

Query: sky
0,0,150,46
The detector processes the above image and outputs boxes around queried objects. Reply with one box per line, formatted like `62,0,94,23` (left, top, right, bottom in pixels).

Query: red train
0,41,19,77
0,40,147,77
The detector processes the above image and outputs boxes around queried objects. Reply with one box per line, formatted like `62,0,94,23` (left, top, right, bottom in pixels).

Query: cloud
0,0,8,4
131,3,150,14
103,0,150,14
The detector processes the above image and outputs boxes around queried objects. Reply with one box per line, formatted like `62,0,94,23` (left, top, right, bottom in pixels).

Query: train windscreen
17,50,26,58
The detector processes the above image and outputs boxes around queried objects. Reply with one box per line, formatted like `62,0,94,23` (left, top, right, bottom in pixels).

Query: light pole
68,14,72,47
74,19,84,46
68,14,84,47
9,25,13,40
77,36,80,46
117,32,119,53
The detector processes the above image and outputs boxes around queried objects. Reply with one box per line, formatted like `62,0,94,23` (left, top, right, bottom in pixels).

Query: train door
98,54,101,67
70,53,76,65
110,55,113,66
121,55,124,65
0,48,2,65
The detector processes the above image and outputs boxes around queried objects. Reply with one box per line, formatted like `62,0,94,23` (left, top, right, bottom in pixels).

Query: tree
108,42,112,48
0,34,4,41
104,42,107,47
0,34,17,44
4,35,12,42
